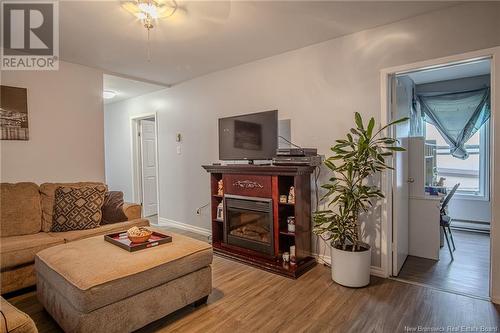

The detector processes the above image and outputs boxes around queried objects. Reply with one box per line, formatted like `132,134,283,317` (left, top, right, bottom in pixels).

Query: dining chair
440,183,460,260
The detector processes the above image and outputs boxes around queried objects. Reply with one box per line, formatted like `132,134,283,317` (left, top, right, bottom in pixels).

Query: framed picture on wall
1,85,29,140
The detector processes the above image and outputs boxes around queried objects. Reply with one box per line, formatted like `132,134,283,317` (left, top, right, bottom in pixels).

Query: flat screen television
218,110,278,161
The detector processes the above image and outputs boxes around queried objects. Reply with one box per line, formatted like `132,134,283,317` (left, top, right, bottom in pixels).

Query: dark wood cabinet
203,164,316,278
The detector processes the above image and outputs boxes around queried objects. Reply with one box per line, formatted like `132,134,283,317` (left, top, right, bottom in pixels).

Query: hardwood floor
398,230,490,298
6,227,499,333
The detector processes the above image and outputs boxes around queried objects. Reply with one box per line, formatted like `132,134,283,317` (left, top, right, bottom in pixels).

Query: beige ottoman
35,228,212,333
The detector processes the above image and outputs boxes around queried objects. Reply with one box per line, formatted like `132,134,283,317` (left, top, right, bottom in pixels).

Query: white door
393,137,409,275
140,119,158,217
392,76,410,276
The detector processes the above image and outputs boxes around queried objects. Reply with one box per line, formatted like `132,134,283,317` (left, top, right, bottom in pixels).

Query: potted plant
313,112,407,287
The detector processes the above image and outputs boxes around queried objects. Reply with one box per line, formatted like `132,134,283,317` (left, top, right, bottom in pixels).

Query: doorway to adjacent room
131,114,159,218
386,56,493,299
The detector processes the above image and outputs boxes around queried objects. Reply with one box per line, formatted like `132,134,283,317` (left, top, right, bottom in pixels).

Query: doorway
131,114,159,218
387,57,493,299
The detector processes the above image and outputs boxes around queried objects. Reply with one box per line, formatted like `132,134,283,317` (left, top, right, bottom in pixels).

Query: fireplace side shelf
210,173,224,245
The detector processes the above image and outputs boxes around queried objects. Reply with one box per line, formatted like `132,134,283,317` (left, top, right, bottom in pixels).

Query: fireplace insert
224,194,274,256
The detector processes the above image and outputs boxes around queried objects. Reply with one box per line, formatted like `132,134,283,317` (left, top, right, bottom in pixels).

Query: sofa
0,296,38,333
0,182,149,294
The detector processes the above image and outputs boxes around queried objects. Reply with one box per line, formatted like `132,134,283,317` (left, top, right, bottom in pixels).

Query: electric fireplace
203,165,317,278
224,194,274,256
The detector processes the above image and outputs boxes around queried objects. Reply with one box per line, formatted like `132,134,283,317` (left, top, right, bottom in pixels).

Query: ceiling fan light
122,0,179,60
137,2,150,12
138,3,158,18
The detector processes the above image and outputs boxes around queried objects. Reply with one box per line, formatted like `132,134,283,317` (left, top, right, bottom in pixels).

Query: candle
290,245,296,265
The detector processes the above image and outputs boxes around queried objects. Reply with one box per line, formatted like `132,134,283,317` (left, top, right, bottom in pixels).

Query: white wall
449,198,491,223
104,3,500,269
1,61,105,183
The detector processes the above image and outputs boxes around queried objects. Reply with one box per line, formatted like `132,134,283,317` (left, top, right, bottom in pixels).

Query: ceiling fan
121,0,179,60
122,0,179,31
121,0,231,61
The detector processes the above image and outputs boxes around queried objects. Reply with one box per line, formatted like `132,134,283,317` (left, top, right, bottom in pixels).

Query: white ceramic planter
331,245,371,287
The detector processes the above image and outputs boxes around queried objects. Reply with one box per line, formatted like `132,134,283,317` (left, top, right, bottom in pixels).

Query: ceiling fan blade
178,1,231,24
122,2,142,16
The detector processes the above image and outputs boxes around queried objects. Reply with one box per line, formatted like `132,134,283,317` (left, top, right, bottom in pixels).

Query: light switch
176,133,181,142
176,145,181,155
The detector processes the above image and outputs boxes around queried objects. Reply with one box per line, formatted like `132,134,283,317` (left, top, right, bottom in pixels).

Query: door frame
380,47,499,303
130,112,160,217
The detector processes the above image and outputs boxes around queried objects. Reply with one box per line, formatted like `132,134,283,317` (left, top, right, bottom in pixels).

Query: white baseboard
369,266,387,278
157,217,212,237
314,253,331,266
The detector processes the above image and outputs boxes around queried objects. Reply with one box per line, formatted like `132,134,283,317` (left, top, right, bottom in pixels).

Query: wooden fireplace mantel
202,164,316,278
202,164,316,176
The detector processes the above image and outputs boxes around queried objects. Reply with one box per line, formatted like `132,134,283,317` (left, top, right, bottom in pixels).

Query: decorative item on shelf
287,216,296,233
288,186,295,204
437,177,446,187
217,179,224,196
279,195,288,203
426,186,439,196
216,202,224,221
282,251,290,263
290,245,296,265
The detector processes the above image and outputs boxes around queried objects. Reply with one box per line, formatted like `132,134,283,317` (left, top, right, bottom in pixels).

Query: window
425,120,489,198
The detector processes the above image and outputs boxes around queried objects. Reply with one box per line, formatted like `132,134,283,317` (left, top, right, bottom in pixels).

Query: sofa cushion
35,228,212,313
0,297,38,333
122,203,141,220
48,218,150,242
50,186,106,232
101,191,128,225
40,182,106,232
0,183,41,237
0,233,64,270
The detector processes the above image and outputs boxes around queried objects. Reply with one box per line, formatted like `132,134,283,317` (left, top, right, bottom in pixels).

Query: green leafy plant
313,112,408,251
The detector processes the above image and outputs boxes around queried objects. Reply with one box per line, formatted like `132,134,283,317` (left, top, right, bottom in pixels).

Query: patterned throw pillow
50,185,107,232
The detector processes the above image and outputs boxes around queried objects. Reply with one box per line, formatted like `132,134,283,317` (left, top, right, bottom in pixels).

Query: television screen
219,110,278,161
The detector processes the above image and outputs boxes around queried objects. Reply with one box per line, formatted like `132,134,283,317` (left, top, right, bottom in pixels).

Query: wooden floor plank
398,230,490,297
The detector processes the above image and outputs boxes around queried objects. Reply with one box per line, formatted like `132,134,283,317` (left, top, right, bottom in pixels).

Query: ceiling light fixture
103,90,117,99
122,0,178,61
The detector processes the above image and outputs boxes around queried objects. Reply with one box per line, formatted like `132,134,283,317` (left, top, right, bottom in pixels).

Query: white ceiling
103,74,166,104
61,1,457,86
406,59,491,84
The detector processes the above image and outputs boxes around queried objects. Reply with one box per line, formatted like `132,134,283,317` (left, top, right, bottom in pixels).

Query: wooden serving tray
104,230,172,252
